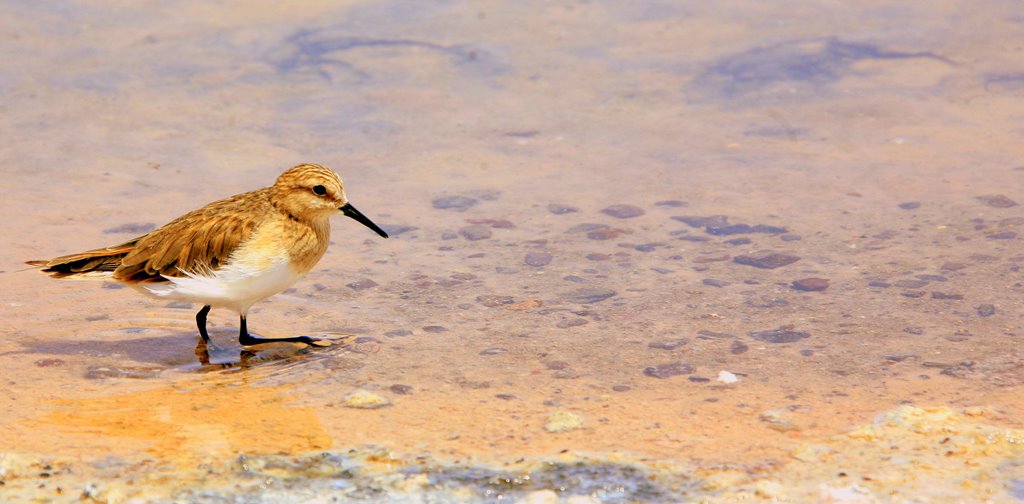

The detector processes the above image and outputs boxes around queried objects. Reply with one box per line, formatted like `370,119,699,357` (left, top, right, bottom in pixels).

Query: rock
904,326,925,335
986,231,1017,239
931,292,964,300
346,279,378,290
586,253,610,261
422,325,448,333
643,361,694,378
441,231,458,240
103,222,156,234
433,195,479,211
566,223,608,233
792,278,829,291
563,287,617,304
749,328,810,343
689,376,711,383
717,371,739,383
342,389,390,409
976,194,1018,208
694,254,730,263
941,262,967,271
612,385,631,392
977,304,996,317
601,204,645,218
677,235,710,242
893,279,928,288
672,215,729,228
544,411,584,433
389,384,413,395
467,218,515,229
459,225,492,241
587,228,624,240
655,200,688,207
898,202,921,210
384,329,412,337
524,252,553,267
703,278,731,288
547,203,578,215
734,252,800,269
648,339,688,350
901,291,926,298
780,234,802,241
557,318,589,328
725,237,752,245
479,347,508,356
868,281,891,288
730,340,749,354
35,358,65,367
477,295,514,307
494,393,517,400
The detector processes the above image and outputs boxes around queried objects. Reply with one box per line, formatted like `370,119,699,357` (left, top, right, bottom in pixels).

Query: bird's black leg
196,305,213,345
237,315,320,346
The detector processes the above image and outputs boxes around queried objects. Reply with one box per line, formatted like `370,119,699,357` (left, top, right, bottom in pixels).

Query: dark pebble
688,376,711,383
725,237,752,246
941,262,967,271
698,330,734,339
749,328,810,343
601,204,645,219
459,225,492,241
986,231,1017,239
563,275,587,283
588,228,624,240
347,279,378,291
792,278,829,292
384,329,413,337
557,318,589,328
643,361,694,378
103,222,156,234
799,349,814,356
977,304,996,317
545,360,570,370
752,224,788,234
563,287,617,304
976,194,1018,208
917,274,947,282
586,253,611,261
931,292,964,300
433,195,479,211
693,254,730,264
477,295,515,307
677,235,711,242
730,340,749,354
893,279,928,288
567,223,609,233
901,290,926,298
648,339,688,350
868,281,891,288
611,385,632,392
524,252,553,267
780,234,802,242
390,384,414,395
467,218,515,229
441,231,458,240
672,215,729,228
945,331,971,342
380,225,417,237
898,202,920,210
706,224,753,236
733,252,800,269
884,353,918,362
904,326,925,335
35,358,65,367
655,200,688,207
85,314,110,321
480,347,508,356
702,278,730,288
494,393,517,400
451,272,476,281
422,326,448,333
102,282,125,290
745,296,789,308
548,204,578,215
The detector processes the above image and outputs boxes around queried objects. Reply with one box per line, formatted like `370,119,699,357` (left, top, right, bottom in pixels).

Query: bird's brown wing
27,239,142,278
114,188,272,283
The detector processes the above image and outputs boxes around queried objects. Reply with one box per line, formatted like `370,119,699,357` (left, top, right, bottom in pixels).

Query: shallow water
3,0,1024,501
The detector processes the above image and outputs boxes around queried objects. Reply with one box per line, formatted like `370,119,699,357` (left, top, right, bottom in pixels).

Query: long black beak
340,203,389,238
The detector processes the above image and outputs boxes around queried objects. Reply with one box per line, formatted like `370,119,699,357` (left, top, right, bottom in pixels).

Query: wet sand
2,0,1024,501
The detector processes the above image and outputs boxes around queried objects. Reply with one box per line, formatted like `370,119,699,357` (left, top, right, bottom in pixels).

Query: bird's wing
114,189,272,283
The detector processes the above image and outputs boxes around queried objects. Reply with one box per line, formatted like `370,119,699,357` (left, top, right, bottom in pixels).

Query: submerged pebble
655,200,688,207
459,225,492,241
433,195,479,211
672,215,729,228
643,361,694,378
898,202,921,210
601,204,645,219
734,252,800,269
702,278,730,288
477,295,515,307
525,252,553,267
792,278,829,291
563,287,617,304
346,279,378,291
976,194,1018,208
648,339,688,350
547,203,578,215
977,304,996,317
749,328,810,343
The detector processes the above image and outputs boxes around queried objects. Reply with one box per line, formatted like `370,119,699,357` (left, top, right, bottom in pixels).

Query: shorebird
27,163,388,351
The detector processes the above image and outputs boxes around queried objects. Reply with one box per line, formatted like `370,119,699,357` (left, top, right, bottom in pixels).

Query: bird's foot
238,333,333,347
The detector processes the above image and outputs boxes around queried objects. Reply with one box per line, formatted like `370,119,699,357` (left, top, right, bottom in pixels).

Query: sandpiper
27,163,388,350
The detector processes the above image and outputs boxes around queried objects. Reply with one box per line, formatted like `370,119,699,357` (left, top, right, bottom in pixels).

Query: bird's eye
312,185,327,196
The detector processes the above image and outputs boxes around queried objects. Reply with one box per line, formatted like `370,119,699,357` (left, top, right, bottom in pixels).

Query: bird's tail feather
26,239,139,280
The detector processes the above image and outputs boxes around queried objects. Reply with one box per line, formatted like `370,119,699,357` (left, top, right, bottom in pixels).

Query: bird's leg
196,305,213,345
237,315,320,346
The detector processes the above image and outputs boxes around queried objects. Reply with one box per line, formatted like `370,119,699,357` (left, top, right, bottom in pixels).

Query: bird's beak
340,203,389,238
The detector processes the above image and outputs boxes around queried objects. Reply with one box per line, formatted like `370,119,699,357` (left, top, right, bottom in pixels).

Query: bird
26,163,389,353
